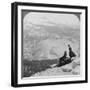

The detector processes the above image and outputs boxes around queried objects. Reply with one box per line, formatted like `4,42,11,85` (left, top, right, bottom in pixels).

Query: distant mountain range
23,12,80,61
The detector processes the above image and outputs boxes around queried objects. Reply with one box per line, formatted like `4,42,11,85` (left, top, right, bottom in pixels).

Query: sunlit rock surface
30,57,80,77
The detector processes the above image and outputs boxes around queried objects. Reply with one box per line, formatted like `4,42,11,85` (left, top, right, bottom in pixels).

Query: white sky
24,12,80,30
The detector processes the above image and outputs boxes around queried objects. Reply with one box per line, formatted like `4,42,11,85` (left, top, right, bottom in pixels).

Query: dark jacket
68,45,76,58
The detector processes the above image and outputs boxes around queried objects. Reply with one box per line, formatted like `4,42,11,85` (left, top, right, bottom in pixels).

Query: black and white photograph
11,2,88,87
22,11,80,78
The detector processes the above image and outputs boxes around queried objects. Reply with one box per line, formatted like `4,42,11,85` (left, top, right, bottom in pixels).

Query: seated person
58,51,67,66
68,44,76,59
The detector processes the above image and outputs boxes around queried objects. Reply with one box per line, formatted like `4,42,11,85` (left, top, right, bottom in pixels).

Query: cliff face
30,57,80,77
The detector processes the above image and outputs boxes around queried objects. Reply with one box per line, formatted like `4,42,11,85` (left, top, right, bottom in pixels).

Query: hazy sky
22,10,80,21
23,11,80,31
